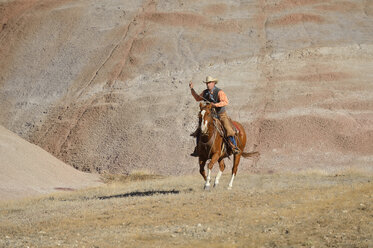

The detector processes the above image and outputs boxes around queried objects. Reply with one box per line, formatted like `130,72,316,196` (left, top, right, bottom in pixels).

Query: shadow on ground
97,190,180,200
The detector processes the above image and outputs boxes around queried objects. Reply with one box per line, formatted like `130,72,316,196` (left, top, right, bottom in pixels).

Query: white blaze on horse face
200,110,208,133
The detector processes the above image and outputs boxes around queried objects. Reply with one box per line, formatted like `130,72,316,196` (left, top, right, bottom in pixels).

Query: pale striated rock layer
1,0,373,175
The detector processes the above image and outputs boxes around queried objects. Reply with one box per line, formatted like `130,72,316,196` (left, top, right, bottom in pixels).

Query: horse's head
199,102,214,135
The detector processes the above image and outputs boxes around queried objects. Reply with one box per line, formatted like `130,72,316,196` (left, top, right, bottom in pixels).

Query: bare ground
0,170,372,247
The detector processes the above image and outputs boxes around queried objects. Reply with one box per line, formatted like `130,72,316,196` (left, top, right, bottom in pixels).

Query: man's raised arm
189,81,203,101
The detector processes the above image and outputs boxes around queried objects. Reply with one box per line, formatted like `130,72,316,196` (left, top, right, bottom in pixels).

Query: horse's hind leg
228,154,241,190
214,159,225,187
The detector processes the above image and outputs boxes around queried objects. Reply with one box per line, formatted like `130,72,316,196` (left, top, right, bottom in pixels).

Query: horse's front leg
214,159,225,187
199,158,207,181
204,153,220,190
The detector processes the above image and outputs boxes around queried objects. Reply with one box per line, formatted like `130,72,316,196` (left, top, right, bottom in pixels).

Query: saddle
212,116,239,138
190,117,238,138
210,117,240,156
190,115,240,157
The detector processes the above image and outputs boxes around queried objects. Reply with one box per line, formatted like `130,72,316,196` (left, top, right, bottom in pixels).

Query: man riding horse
189,76,240,156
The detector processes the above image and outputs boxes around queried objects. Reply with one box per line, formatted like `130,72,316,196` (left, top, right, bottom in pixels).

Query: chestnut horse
197,102,259,189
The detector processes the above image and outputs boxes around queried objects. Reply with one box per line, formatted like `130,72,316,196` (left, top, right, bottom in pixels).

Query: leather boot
190,146,199,157
190,128,200,137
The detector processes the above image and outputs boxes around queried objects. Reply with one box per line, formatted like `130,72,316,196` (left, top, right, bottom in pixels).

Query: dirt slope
0,0,373,175
0,125,102,200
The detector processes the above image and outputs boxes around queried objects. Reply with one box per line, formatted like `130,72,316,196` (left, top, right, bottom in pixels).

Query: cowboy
189,76,240,156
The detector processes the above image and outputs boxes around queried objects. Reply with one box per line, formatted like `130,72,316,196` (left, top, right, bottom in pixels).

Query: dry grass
0,171,372,247
100,170,165,184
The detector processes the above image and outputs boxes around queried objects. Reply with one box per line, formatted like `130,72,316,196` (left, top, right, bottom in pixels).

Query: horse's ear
199,102,204,110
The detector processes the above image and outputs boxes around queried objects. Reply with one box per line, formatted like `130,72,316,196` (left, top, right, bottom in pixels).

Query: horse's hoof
204,185,211,191
213,183,219,188
227,186,232,190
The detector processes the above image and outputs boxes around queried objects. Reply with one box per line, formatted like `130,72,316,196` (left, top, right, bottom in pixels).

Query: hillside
0,125,101,200
1,0,373,175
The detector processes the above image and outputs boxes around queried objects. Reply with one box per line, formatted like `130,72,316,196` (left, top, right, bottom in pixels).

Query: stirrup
228,140,240,154
232,147,241,154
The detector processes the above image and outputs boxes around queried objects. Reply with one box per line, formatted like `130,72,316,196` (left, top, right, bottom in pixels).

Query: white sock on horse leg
206,169,211,186
215,170,222,185
228,174,235,188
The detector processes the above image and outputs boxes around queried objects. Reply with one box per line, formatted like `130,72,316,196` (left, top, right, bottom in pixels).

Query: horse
196,102,259,190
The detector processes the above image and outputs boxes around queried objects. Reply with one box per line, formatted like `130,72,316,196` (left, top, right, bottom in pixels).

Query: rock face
1,0,373,175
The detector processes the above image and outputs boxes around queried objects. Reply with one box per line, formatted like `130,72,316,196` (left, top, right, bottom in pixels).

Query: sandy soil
0,125,102,200
0,171,372,247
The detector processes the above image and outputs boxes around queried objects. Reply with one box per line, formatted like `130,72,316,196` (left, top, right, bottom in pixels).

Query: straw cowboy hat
203,76,218,84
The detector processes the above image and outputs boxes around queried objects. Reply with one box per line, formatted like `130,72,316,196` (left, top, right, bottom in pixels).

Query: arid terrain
1,0,372,175
0,0,373,247
0,172,372,247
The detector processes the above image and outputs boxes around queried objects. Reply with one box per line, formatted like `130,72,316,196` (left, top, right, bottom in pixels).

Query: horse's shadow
97,190,180,200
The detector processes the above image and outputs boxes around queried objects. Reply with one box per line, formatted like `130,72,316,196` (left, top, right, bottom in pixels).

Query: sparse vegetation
101,170,165,184
0,171,372,247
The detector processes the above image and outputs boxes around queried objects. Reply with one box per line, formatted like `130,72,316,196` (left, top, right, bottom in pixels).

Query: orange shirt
191,88,229,107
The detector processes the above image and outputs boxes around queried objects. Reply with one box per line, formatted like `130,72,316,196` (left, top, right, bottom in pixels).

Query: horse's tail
241,151,260,158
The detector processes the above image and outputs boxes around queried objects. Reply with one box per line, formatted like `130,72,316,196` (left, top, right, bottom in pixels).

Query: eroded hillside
1,0,373,174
